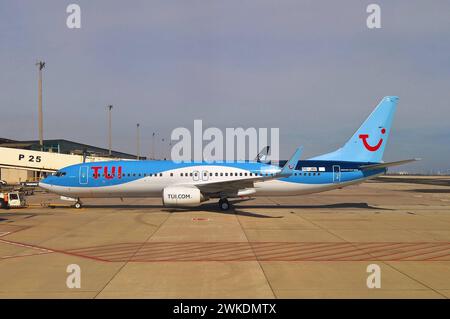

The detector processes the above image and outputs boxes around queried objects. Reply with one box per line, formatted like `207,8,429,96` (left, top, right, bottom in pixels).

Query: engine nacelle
162,186,206,207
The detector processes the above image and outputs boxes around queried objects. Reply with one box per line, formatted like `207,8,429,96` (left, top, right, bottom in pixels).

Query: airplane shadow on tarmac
75,201,390,218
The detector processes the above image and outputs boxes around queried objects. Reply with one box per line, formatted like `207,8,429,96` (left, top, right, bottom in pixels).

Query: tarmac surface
0,175,449,298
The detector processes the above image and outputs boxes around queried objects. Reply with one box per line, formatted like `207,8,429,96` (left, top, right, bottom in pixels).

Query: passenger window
240,173,243,176
215,173,218,176
225,173,228,176
209,173,212,176
159,173,163,177
220,172,223,176
180,173,183,177
244,173,248,176
170,173,173,177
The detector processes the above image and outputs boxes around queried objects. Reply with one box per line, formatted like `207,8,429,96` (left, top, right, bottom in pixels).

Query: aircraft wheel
219,198,230,211
74,202,82,209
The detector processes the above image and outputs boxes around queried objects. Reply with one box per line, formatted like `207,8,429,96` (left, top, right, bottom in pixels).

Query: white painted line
1,251,51,259
0,239,54,253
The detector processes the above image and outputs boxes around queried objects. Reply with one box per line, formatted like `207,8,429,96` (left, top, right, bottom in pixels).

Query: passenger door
332,165,341,183
79,166,89,185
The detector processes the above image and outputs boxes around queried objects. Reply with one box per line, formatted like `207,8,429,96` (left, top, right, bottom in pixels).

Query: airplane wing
196,179,256,195
359,158,420,171
194,147,303,197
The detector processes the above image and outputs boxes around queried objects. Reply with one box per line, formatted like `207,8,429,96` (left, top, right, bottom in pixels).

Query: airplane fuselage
39,160,385,199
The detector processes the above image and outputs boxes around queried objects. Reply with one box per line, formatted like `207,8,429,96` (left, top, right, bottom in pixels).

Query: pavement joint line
234,203,277,299
93,211,171,299
291,209,351,244
383,261,448,299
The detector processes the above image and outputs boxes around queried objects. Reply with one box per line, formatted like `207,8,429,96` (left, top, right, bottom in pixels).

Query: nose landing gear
74,200,82,209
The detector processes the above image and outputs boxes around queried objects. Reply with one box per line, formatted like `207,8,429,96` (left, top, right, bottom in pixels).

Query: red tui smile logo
359,128,386,152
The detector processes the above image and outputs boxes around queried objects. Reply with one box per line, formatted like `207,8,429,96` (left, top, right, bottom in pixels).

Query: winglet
280,147,303,175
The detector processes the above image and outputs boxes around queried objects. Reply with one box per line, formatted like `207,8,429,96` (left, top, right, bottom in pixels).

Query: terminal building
0,138,142,184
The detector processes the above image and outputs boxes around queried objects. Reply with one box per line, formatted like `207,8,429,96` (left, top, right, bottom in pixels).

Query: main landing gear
218,198,231,211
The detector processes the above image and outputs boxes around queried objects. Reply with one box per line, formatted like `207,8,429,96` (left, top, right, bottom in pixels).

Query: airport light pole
107,105,113,156
136,123,140,160
36,61,45,151
151,132,156,160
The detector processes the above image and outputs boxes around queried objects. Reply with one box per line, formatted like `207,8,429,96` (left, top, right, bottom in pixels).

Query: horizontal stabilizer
359,158,420,171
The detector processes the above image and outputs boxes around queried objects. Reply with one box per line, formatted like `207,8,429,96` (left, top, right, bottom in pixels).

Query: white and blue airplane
39,96,417,210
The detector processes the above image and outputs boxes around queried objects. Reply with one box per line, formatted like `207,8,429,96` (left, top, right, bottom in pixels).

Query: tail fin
311,96,398,163
280,147,303,175
255,146,270,163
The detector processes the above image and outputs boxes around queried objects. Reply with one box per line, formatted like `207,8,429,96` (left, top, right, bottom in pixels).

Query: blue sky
1,1,449,173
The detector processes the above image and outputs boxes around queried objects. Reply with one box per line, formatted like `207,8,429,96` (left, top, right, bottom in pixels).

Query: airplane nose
39,181,52,190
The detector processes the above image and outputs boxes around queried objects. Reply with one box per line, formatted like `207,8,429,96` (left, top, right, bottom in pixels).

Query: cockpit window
54,171,67,177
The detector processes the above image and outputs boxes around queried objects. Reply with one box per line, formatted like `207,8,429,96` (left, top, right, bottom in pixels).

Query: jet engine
162,186,206,207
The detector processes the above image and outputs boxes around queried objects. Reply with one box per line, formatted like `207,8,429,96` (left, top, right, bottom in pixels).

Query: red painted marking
256,242,351,259
91,166,102,179
367,242,433,260
90,165,123,180
104,166,115,180
315,242,407,261
2,238,450,262
132,242,240,261
359,128,386,152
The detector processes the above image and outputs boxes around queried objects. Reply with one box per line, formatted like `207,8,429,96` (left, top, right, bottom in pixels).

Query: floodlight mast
36,61,45,151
